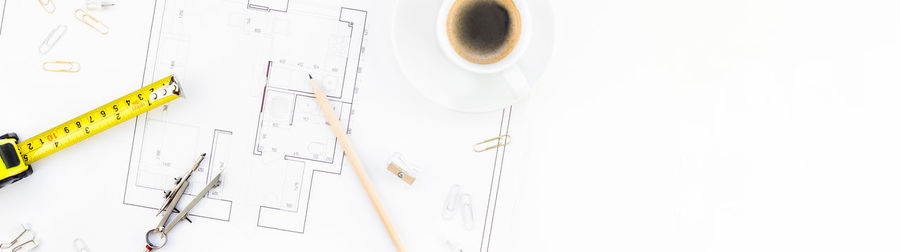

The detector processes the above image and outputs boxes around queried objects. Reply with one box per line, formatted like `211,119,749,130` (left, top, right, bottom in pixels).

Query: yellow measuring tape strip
19,75,180,164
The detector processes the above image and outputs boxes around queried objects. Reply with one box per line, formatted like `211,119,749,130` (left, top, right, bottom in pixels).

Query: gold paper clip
74,9,109,35
43,61,81,72
473,134,511,152
37,0,55,14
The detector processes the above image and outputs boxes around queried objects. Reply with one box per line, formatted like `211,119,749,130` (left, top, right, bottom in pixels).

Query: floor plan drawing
121,0,513,250
125,0,369,232
123,109,236,221
255,60,356,233
254,6,366,233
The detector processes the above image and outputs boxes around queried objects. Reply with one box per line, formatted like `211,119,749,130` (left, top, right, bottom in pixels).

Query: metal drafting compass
144,153,222,251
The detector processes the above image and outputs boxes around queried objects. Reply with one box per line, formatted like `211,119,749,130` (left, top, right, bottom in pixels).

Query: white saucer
391,0,555,113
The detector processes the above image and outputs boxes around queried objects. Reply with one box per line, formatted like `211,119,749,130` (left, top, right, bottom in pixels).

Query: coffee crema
446,0,521,65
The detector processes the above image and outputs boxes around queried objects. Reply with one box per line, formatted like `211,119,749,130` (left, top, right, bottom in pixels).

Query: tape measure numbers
0,75,181,188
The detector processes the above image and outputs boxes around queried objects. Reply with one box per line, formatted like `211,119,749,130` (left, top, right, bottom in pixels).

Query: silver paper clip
442,184,461,220
460,193,473,230
37,0,55,14
74,9,109,35
73,238,91,252
444,240,463,252
43,61,81,72
1,224,39,252
39,25,67,54
441,185,475,231
473,135,511,152
86,0,115,10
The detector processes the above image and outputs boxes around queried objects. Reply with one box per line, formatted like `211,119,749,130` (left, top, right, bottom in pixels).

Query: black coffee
456,1,512,54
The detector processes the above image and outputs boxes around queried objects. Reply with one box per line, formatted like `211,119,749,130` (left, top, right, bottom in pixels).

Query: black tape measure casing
0,133,33,188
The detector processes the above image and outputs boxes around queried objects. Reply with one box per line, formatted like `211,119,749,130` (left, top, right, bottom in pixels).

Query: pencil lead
308,74,312,79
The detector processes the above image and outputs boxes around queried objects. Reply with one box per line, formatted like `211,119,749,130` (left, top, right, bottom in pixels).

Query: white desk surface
512,0,900,251
3,0,900,251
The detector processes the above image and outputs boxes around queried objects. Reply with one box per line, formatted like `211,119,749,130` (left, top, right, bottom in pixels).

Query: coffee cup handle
502,65,530,98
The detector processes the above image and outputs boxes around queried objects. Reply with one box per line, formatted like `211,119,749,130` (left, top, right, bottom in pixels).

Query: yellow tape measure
0,75,180,188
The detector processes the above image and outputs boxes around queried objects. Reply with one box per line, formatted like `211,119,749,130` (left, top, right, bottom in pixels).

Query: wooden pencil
308,75,407,252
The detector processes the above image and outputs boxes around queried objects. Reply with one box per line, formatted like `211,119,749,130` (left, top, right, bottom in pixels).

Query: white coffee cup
436,0,532,98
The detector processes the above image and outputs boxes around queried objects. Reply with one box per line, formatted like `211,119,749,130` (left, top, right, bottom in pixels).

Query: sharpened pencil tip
308,74,313,79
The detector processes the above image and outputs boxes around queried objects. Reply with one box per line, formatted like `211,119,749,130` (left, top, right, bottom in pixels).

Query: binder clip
385,153,419,186
39,25,67,54
43,61,81,72
73,238,91,252
0,224,38,252
74,9,109,35
442,184,474,231
473,134,511,152
37,0,55,14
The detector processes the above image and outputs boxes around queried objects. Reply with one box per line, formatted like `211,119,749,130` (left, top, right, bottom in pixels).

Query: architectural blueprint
123,0,514,251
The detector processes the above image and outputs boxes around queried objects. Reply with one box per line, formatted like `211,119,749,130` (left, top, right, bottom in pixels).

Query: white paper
0,0,517,250
118,0,516,251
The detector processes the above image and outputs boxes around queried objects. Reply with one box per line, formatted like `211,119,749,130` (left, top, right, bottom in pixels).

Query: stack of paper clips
36,0,112,73
442,184,474,231
0,224,39,252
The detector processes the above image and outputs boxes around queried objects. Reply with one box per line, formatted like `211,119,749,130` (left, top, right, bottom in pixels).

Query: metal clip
444,240,463,252
442,185,474,231
73,238,91,252
39,25,67,54
1,224,39,252
43,61,81,72
37,0,55,14
85,0,115,10
442,184,461,220
74,9,109,35
460,193,473,231
473,134,511,152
